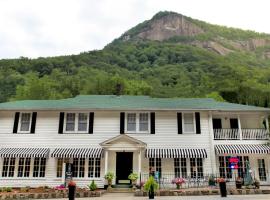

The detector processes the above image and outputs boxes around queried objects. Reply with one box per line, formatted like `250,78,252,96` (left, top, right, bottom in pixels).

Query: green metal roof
0,95,269,111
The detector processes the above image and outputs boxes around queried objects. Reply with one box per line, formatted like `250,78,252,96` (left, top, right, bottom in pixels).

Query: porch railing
213,128,269,140
242,129,269,140
213,129,240,140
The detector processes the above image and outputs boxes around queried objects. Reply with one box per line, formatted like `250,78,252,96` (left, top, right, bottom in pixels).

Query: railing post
266,115,269,132
237,115,242,140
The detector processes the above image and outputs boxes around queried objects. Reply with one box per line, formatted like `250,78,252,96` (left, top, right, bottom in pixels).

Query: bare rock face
137,14,204,41
191,41,233,55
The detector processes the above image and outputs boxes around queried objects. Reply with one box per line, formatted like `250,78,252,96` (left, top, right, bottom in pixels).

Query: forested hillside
0,11,270,107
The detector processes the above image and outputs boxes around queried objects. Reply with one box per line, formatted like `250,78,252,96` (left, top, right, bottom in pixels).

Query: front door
230,118,239,129
116,152,133,184
213,118,222,129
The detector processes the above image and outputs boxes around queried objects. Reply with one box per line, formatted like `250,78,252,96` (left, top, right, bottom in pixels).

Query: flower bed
134,188,270,197
0,186,105,199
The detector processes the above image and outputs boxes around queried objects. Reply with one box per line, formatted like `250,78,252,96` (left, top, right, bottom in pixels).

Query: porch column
138,149,142,174
265,115,269,131
237,115,243,140
104,150,108,175
208,112,217,174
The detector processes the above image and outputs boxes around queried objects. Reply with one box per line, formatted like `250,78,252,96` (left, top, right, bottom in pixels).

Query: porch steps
109,185,134,193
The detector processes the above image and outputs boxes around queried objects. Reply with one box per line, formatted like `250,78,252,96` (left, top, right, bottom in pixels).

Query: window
219,156,249,179
139,113,149,131
78,113,88,131
190,158,203,178
174,158,187,178
17,158,31,177
126,113,150,133
73,158,85,178
20,113,31,132
66,113,75,131
65,113,89,133
56,159,64,178
2,158,15,177
88,158,101,178
33,158,46,177
127,113,136,132
258,159,266,181
183,113,195,133
149,158,162,177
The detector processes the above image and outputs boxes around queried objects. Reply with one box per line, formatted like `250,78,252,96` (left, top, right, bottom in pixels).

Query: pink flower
172,178,185,186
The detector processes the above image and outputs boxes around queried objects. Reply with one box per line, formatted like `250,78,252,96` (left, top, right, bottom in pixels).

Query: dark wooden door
230,118,239,129
116,152,133,184
212,118,222,129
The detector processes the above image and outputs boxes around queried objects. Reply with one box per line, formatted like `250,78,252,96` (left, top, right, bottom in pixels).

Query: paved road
41,193,270,200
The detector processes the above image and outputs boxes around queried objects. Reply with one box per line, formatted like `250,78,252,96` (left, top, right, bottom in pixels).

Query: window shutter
120,112,125,134
88,112,94,134
195,112,201,134
150,112,155,134
30,112,37,134
13,112,20,133
58,112,65,134
177,113,182,134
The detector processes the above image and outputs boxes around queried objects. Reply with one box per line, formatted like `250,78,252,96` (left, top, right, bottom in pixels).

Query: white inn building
0,95,269,188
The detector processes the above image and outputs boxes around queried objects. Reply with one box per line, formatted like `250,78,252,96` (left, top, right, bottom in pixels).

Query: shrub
5,187,12,192
144,176,158,192
104,172,115,181
128,172,139,181
88,180,97,191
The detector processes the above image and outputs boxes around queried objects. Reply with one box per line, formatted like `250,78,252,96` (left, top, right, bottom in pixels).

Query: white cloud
0,0,269,59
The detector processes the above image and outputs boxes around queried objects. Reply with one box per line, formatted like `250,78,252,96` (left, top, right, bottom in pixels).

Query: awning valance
145,148,207,158
0,148,50,158
51,148,103,158
215,144,270,155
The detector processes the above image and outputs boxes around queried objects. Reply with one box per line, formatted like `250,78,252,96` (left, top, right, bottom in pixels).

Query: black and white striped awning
215,144,270,154
0,148,50,158
145,148,207,158
51,148,103,158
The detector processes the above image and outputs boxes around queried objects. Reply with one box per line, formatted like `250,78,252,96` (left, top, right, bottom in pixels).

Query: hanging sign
229,157,239,169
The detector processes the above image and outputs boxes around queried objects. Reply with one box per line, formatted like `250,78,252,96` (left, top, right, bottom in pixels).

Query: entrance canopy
215,144,270,154
51,148,103,158
145,148,207,158
0,148,50,158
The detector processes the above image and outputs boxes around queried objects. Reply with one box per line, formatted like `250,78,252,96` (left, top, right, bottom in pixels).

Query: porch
211,112,269,140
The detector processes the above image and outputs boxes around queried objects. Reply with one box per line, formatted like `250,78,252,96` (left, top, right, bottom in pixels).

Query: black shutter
195,112,201,134
30,112,37,134
177,113,182,134
58,112,65,134
150,112,155,134
120,112,125,134
13,112,20,133
88,112,94,134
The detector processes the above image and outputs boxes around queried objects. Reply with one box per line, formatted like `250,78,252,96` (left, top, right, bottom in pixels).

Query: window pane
8,158,15,177
33,158,40,177
184,113,194,132
78,113,88,131
39,158,46,177
95,158,101,178
2,158,9,177
20,113,31,131
17,158,25,177
24,158,31,177
88,158,94,178
139,113,149,131
66,113,75,131
127,113,136,131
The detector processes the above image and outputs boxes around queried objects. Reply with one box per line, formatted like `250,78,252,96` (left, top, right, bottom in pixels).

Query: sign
229,157,239,169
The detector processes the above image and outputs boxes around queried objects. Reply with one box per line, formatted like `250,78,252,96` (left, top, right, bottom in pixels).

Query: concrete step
108,188,134,193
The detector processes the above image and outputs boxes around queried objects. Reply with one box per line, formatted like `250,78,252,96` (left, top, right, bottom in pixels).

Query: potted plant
144,176,158,199
171,177,185,189
235,177,243,189
217,178,227,197
128,172,139,189
68,181,76,200
88,180,97,191
208,175,216,186
105,172,115,189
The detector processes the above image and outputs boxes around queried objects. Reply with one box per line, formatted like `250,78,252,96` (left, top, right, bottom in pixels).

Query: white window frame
88,158,101,178
125,112,150,134
63,112,89,133
18,112,32,133
182,112,196,134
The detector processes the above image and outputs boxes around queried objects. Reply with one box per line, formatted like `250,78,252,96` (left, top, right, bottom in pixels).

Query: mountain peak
121,11,203,41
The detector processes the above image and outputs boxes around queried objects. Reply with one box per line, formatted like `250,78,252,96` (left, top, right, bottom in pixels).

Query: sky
0,0,270,59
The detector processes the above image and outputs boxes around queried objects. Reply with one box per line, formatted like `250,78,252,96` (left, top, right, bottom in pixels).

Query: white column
138,149,142,174
265,115,269,131
62,162,66,184
237,115,242,140
208,111,217,174
104,150,108,175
